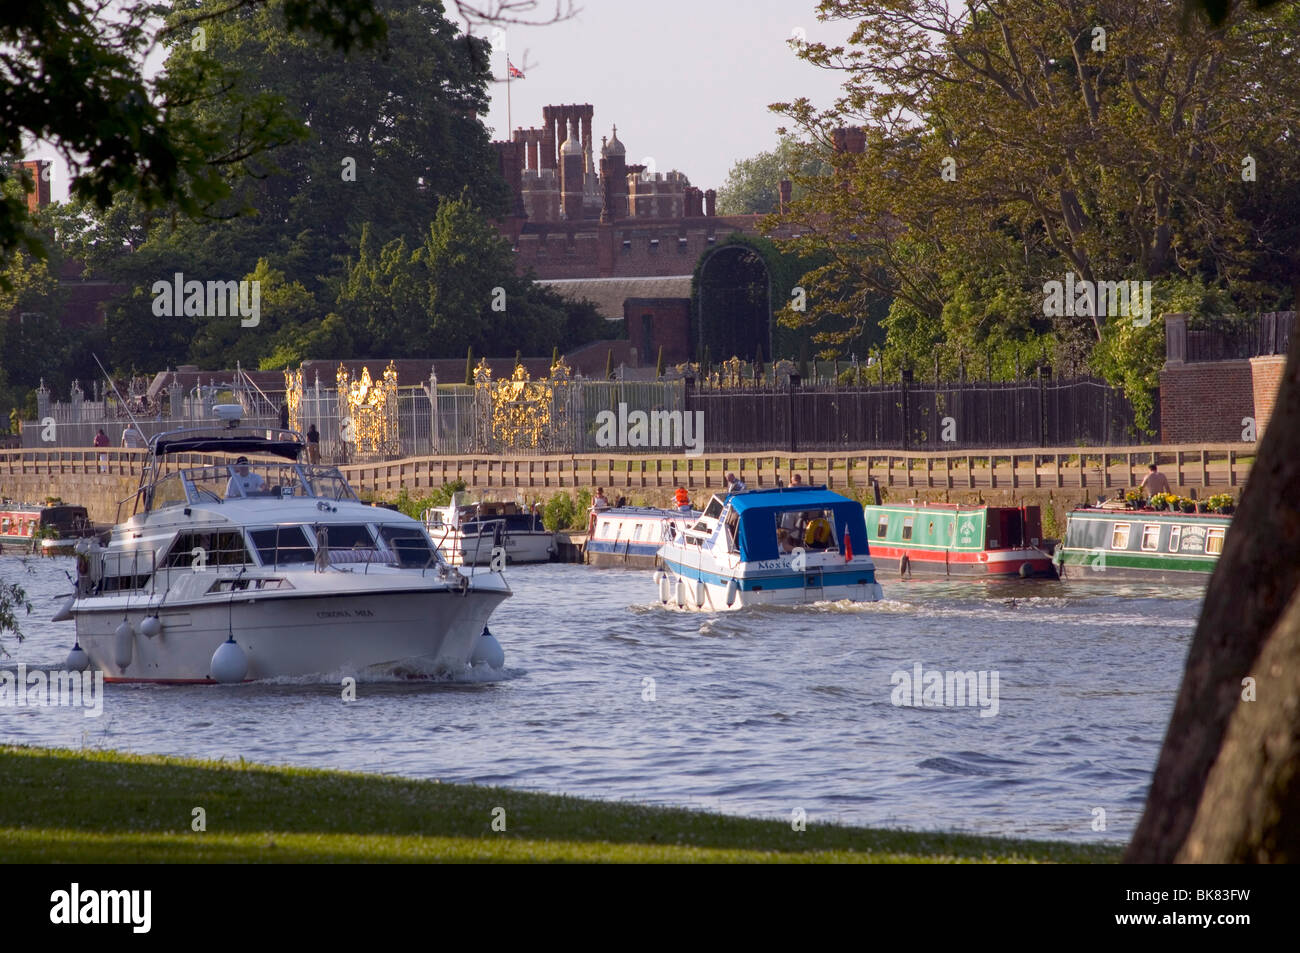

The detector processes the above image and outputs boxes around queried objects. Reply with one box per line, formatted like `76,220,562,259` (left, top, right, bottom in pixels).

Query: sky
480,0,857,191
26,0,856,201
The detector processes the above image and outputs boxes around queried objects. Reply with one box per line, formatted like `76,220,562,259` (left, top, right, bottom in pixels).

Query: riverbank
0,746,1120,863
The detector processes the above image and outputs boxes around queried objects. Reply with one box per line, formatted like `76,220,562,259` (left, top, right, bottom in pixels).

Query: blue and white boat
585,505,698,569
656,486,884,610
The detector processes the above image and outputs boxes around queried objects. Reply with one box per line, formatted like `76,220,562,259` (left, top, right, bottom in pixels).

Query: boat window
1111,523,1131,549
778,508,838,551
902,517,914,541
1206,528,1225,555
876,515,888,538
1,518,9,533
702,496,725,520
1141,524,1161,552
634,523,643,540
320,524,378,551
600,521,612,535
725,512,740,553
163,531,253,568
301,467,358,501
1168,526,1182,552
378,525,436,568
249,527,316,566
148,472,188,511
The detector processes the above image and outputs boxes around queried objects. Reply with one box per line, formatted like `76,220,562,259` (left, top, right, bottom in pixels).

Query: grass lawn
0,746,1120,863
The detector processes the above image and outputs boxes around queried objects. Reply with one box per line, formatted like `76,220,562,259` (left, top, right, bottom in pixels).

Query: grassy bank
0,746,1119,863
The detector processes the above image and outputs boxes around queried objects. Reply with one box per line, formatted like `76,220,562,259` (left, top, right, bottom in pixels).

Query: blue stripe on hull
661,557,877,592
585,540,662,558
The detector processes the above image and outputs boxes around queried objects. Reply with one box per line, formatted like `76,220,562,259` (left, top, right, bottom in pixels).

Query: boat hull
868,545,1057,578
73,585,508,682
436,531,555,566
659,555,883,610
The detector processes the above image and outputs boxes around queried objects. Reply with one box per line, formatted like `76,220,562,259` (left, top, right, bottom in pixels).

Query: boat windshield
146,463,359,511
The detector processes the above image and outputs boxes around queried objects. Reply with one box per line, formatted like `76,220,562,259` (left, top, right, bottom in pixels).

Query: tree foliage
771,0,1300,402
716,136,831,216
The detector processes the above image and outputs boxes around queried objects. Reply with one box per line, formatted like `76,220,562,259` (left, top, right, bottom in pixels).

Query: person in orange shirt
674,487,691,513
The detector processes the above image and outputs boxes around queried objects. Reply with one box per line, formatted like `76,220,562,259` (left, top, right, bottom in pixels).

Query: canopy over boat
728,487,867,561
150,427,303,460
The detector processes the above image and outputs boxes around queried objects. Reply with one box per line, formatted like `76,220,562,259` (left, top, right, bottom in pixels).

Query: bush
393,480,467,520
543,493,577,531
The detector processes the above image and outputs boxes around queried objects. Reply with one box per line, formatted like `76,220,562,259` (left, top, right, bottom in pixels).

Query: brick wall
624,298,691,365
1159,360,1256,443
1249,355,1287,439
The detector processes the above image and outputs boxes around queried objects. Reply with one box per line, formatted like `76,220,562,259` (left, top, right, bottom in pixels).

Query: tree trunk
1125,341,1300,862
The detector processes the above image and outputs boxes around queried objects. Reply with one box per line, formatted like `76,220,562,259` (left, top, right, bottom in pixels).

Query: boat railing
94,548,158,597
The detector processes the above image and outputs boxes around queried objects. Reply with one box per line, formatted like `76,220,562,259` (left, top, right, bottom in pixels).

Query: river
0,553,1201,843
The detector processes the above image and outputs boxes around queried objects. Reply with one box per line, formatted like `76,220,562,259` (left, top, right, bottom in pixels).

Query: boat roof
149,426,303,460
727,486,851,512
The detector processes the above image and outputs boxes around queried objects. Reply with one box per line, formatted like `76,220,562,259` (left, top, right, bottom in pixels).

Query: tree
0,579,32,655
1,0,577,271
774,0,1300,353
1126,341,1300,862
0,0,389,272
715,136,831,216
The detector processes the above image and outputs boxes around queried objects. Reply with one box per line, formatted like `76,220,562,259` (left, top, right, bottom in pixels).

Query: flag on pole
843,524,853,561
508,60,525,79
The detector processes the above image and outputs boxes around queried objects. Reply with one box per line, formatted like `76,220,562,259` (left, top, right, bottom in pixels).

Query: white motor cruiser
656,485,884,610
62,408,509,682
423,492,555,566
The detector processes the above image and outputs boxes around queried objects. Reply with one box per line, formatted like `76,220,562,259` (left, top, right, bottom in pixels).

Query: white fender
726,579,739,607
694,579,706,607
675,577,686,608
470,626,506,668
51,593,75,623
659,572,671,604
210,637,248,684
113,620,133,670
139,614,162,638
65,642,90,671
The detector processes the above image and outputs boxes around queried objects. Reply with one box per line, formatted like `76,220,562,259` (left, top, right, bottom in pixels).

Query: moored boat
66,408,510,682
0,501,99,555
1054,504,1229,582
423,492,555,565
585,505,698,568
863,502,1056,578
657,485,883,610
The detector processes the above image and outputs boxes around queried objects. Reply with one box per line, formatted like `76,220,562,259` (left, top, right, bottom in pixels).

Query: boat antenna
92,353,145,439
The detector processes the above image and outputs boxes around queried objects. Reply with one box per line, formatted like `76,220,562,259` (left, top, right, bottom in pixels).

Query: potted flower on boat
1149,492,1176,511
1179,497,1198,513
1124,489,1146,509
1206,493,1235,514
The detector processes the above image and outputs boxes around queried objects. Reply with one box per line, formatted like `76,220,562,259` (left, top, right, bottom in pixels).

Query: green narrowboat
863,502,1056,578
1054,506,1228,582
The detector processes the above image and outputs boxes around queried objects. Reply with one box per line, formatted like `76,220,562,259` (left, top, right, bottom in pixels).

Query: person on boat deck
725,472,746,493
674,487,691,512
306,424,321,464
790,474,804,486
592,488,611,512
778,528,797,553
1140,463,1171,498
226,456,266,498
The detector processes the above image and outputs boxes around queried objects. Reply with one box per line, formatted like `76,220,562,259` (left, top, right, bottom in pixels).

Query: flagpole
506,51,512,134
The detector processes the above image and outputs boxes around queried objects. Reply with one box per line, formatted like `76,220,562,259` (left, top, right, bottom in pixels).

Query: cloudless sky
482,0,856,190
28,0,855,201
